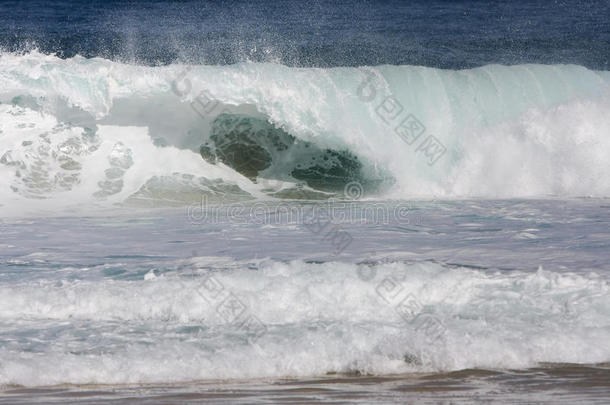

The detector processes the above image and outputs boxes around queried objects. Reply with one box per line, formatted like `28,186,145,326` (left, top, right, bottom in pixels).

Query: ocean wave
1,51,610,211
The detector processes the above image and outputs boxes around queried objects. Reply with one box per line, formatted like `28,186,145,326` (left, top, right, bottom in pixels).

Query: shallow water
1,200,609,402
1,365,610,404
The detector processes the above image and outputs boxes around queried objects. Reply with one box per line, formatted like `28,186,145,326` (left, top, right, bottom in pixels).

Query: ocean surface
1,0,610,403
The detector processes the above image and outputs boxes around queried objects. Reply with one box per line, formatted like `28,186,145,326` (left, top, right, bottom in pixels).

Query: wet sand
2,364,609,404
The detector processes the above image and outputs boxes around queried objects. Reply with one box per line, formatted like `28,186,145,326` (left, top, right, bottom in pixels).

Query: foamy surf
0,258,608,387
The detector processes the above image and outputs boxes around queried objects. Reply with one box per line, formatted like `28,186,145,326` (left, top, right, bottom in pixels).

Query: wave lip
1,52,610,209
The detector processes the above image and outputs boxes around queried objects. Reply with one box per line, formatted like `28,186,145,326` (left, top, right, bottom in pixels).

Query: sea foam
0,259,608,386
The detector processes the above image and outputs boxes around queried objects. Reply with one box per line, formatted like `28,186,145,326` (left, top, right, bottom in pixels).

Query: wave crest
1,51,610,210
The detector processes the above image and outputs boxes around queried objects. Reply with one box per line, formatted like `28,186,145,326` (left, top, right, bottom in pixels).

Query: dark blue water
1,0,609,68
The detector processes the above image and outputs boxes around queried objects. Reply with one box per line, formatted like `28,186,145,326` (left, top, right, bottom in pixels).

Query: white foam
0,104,255,215
0,260,608,386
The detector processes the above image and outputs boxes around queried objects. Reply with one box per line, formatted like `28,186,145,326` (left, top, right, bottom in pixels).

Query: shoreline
2,364,610,404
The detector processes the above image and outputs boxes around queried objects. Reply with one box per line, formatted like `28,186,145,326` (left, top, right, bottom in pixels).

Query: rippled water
1,200,610,403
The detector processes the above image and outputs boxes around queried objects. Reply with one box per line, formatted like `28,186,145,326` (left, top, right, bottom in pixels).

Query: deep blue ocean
1,0,609,68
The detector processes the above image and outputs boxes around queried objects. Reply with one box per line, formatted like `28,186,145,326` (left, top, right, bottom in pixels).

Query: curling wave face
1,51,610,212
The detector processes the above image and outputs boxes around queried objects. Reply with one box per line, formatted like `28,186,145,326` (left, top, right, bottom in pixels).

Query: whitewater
2,51,610,399
2,52,610,215
1,199,610,388
1,259,609,386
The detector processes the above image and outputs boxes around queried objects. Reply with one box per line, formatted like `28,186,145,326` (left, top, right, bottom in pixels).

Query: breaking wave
1,51,610,212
